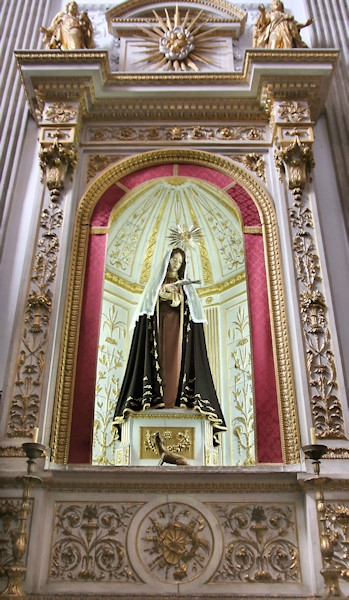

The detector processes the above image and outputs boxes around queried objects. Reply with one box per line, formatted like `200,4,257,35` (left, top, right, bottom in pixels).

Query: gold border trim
52,148,298,465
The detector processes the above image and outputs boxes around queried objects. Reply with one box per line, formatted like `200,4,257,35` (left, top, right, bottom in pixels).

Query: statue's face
271,0,283,10
169,252,183,273
67,2,78,15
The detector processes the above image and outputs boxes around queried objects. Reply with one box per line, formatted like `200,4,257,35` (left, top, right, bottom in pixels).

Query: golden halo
136,4,221,72
168,223,203,249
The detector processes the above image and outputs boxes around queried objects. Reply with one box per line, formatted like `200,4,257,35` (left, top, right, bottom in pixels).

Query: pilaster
4,100,81,442
270,99,346,444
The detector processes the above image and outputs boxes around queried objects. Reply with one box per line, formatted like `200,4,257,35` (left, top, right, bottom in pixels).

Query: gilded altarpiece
1,0,349,596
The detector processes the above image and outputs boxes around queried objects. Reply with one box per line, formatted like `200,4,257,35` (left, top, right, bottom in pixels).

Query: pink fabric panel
91,185,126,228
69,163,282,464
227,185,261,227
119,164,174,189
178,164,232,188
245,234,282,463
69,234,107,463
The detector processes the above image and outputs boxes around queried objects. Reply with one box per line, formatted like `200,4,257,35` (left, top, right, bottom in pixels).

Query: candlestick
0,441,45,598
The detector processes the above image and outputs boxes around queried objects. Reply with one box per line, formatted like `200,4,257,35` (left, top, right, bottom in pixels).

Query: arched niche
51,149,299,465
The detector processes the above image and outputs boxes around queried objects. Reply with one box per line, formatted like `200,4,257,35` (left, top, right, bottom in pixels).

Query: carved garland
273,100,345,440
6,103,78,439
289,200,344,438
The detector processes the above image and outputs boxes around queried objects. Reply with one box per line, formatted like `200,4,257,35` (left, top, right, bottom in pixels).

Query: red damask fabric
69,163,282,463
227,184,261,227
69,234,107,462
91,185,125,228
245,234,282,463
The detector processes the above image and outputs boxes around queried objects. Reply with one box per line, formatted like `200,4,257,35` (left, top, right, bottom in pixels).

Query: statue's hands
159,284,181,307
170,296,181,308
159,283,176,301
163,283,176,293
159,290,173,300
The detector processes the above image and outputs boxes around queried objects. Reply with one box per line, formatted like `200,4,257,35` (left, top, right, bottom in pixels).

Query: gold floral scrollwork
227,153,266,182
0,500,23,577
141,428,194,459
49,502,140,581
39,129,78,200
44,102,77,123
210,504,300,582
8,203,63,438
278,100,310,123
86,154,122,183
324,503,349,582
274,129,315,200
289,200,345,440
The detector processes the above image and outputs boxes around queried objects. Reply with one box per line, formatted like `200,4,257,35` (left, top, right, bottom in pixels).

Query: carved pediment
106,0,247,72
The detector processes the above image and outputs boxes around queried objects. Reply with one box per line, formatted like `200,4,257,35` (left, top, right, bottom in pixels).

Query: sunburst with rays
168,223,203,250
136,4,221,72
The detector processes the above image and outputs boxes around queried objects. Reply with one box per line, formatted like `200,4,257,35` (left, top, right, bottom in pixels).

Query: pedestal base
115,410,220,466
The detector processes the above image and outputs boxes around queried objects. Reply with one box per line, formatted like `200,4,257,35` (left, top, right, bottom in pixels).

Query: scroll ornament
274,130,315,200
39,130,78,201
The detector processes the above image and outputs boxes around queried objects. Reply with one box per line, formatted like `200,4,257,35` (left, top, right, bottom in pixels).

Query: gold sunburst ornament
137,4,220,72
168,224,203,249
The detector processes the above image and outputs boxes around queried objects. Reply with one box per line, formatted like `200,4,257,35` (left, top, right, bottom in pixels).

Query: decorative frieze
47,499,301,587
86,124,267,144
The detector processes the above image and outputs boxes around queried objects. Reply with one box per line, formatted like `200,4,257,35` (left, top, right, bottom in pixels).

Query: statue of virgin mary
113,247,226,445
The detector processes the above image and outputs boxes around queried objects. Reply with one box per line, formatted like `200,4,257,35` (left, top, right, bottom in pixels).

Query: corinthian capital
39,102,79,200
271,101,314,200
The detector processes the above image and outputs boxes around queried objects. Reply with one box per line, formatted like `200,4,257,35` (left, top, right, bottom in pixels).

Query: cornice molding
15,49,339,124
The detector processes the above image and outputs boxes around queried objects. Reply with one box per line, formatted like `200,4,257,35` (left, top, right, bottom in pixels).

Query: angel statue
253,1,313,49
41,2,94,50
113,247,226,446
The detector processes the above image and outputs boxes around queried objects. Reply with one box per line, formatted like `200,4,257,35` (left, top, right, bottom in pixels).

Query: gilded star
168,224,203,249
136,4,220,72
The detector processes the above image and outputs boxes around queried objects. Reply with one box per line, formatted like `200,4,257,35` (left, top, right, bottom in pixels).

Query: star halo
136,4,221,72
167,224,203,250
